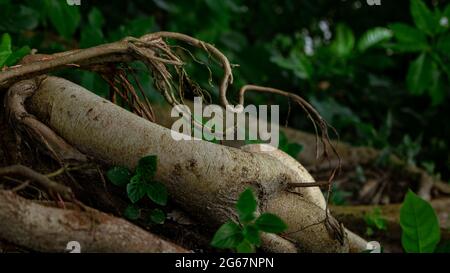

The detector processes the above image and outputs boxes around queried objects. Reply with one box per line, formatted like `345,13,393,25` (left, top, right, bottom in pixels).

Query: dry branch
0,190,187,253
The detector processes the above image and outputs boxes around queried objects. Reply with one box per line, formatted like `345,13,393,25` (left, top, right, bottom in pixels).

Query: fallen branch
0,190,187,253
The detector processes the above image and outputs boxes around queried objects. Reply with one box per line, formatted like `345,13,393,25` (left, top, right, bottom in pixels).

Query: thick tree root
23,76,367,252
0,190,187,253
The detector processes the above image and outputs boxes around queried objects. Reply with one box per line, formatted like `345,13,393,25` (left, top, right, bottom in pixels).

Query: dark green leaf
88,8,104,29
5,46,30,66
435,240,450,253
44,0,80,39
123,205,140,220
429,62,446,105
400,189,440,253
437,33,450,56
149,208,166,224
136,155,158,182
406,53,434,95
330,24,355,58
106,166,132,187
236,188,257,222
255,213,288,233
147,181,168,206
410,0,438,35
243,224,260,246
236,240,255,253
127,175,147,203
285,143,304,158
0,33,12,67
211,221,243,249
357,27,393,52
388,23,428,52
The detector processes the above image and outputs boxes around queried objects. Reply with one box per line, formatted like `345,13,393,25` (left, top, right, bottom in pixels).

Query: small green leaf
123,205,140,220
127,175,147,203
88,7,105,29
389,23,428,52
107,166,132,187
236,188,257,222
211,221,244,249
0,33,12,67
236,240,255,253
5,46,30,66
357,27,393,52
44,0,81,39
255,213,288,233
330,24,355,58
243,225,260,246
406,53,434,95
410,0,439,35
147,181,168,206
429,63,446,105
400,189,440,253
149,208,166,224
435,240,450,253
437,33,450,56
136,155,158,182
285,143,304,158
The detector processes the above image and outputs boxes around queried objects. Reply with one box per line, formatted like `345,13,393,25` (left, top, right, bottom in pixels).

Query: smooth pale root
0,190,187,253
28,76,366,252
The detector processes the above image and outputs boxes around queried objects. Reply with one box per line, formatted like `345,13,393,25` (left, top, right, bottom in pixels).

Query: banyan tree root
19,76,367,253
0,190,187,253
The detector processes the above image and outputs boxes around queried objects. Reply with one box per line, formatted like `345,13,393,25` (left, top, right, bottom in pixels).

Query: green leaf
107,166,132,187
429,62,446,105
136,155,158,182
147,181,168,206
44,0,80,39
254,213,288,233
127,175,147,203
149,208,166,224
435,240,450,253
243,225,260,246
357,27,393,52
211,221,244,249
400,189,440,253
285,143,304,158
80,8,105,48
406,53,434,95
410,0,438,35
236,188,257,222
236,240,255,253
88,8,105,29
437,33,450,56
388,23,428,52
0,33,12,67
330,24,355,58
123,205,140,220
5,46,30,66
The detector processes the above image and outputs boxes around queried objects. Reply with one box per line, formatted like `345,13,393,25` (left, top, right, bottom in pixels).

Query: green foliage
106,166,132,187
149,208,166,224
107,155,168,224
211,188,287,253
389,0,450,105
400,189,440,253
43,0,80,39
0,33,29,68
364,207,387,236
124,205,141,220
